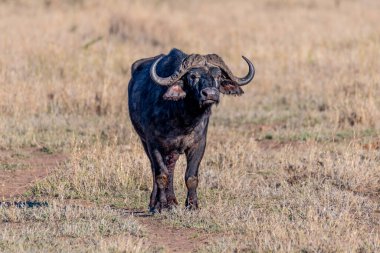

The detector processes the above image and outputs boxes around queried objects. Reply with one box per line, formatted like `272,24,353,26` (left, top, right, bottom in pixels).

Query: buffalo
128,48,255,212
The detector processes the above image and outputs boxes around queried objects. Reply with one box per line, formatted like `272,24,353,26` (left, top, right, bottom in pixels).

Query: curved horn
235,56,255,86
150,56,175,86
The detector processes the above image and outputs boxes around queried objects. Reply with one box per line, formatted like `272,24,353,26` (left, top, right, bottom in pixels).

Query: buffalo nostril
201,90,208,97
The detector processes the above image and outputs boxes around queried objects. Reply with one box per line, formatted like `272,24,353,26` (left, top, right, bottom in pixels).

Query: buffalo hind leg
185,138,206,209
141,141,158,212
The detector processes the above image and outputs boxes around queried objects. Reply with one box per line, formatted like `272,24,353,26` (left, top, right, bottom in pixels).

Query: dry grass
0,201,148,252
1,0,380,252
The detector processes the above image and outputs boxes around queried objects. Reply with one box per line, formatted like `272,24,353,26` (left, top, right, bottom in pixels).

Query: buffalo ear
219,80,244,95
163,81,186,101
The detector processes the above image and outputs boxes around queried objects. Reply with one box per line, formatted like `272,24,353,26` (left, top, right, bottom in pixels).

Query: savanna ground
1,0,380,252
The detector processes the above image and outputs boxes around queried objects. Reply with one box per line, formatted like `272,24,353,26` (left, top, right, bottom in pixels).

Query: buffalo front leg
164,152,179,207
148,147,170,212
185,138,206,209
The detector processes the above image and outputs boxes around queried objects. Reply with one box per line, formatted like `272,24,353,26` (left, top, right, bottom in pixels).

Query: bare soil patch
0,148,66,198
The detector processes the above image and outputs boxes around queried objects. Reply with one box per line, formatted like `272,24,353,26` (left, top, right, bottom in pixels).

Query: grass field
1,0,379,252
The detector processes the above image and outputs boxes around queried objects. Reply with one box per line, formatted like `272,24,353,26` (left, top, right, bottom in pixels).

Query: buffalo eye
189,74,200,84
190,74,198,80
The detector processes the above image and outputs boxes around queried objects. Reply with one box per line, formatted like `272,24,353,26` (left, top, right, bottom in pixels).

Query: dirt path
0,148,212,252
140,218,210,252
120,209,212,253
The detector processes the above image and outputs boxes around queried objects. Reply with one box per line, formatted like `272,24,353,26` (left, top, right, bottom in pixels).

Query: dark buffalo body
128,48,254,212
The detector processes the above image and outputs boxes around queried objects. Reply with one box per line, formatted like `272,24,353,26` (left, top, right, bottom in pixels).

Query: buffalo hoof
149,206,159,214
167,196,179,207
150,195,178,214
149,200,170,214
185,199,199,210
